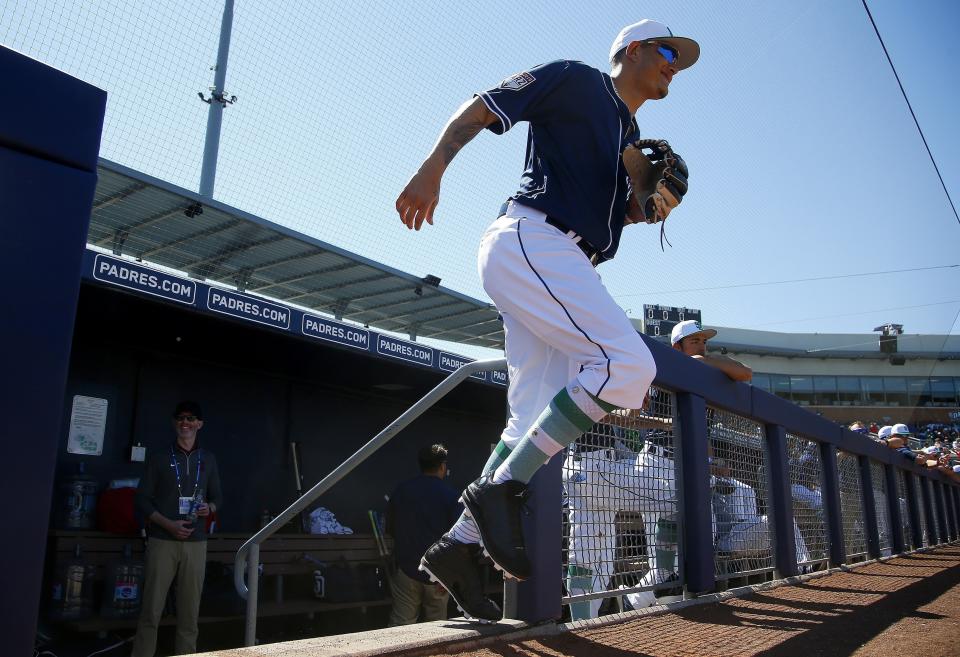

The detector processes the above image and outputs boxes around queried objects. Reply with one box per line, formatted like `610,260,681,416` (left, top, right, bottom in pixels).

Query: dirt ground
441,545,960,657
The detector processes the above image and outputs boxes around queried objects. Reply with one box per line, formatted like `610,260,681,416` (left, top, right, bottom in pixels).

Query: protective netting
786,435,828,567
837,451,867,560
870,461,892,556
707,409,774,580
896,469,914,550
562,386,681,620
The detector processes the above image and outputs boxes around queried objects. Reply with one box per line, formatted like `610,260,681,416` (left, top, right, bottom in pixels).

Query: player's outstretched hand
397,162,442,231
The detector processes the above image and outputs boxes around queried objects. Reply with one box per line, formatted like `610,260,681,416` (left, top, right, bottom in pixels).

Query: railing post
764,424,797,577
905,472,924,548
244,543,259,647
819,444,846,566
944,482,957,541
952,487,960,540
516,451,562,623
858,456,881,560
935,481,951,542
884,464,904,554
677,391,714,595
919,476,938,545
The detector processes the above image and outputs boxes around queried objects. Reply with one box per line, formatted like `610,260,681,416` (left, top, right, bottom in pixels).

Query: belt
499,200,601,263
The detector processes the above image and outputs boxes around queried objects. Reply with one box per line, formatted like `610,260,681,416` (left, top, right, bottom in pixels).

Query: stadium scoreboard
642,304,703,339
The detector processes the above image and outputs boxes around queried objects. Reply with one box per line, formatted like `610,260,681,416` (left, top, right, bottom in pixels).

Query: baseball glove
622,139,688,249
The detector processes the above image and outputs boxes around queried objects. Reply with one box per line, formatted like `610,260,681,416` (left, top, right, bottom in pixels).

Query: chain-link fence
707,409,773,580
837,451,867,560
870,461,892,556
562,386,681,620
786,434,828,568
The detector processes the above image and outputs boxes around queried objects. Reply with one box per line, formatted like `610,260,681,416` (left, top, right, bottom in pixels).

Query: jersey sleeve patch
499,71,536,91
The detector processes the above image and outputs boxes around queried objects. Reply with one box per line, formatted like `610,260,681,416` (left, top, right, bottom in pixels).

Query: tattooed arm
396,97,498,230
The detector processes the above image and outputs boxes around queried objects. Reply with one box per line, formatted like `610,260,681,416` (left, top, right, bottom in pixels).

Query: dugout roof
88,159,504,349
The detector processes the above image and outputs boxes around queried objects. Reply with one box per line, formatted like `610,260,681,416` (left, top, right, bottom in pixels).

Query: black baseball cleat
460,475,532,580
419,537,502,623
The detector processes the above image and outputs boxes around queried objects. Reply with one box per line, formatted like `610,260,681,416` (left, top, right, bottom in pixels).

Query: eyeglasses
654,43,679,66
174,415,198,423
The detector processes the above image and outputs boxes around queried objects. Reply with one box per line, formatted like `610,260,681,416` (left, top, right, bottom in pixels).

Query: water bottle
188,489,205,525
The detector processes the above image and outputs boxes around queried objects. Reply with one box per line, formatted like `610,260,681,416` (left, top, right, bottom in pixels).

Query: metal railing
234,358,507,647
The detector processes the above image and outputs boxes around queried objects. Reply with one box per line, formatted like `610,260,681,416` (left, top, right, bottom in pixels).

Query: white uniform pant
565,448,678,618
479,204,657,449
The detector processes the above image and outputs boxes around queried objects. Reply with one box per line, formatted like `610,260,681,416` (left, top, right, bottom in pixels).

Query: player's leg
464,212,655,579
447,313,572,545
421,312,570,621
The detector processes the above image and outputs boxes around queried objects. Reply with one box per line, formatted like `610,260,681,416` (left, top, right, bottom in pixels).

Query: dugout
28,107,510,642
57,279,506,535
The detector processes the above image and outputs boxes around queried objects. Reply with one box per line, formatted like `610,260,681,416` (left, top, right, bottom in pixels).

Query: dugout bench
48,530,395,633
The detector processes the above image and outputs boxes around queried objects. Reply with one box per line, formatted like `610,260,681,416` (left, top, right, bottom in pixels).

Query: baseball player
397,19,698,622
564,422,676,620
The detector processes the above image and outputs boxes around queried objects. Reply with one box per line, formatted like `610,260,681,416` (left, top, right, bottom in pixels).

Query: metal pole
234,358,506,644
764,424,797,578
199,0,235,197
677,392,713,594
244,542,259,647
819,444,846,566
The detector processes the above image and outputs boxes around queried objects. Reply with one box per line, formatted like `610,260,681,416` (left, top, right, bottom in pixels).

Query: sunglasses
653,43,679,66
174,415,199,423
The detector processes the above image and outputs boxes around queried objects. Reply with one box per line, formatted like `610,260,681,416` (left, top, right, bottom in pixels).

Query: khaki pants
132,538,207,657
388,568,449,626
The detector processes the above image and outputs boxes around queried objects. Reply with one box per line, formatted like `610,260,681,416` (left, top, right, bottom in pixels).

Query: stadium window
790,375,814,406
929,377,956,406
861,376,885,405
770,374,791,400
837,376,861,405
752,372,771,392
907,377,932,407
813,375,838,405
884,377,907,407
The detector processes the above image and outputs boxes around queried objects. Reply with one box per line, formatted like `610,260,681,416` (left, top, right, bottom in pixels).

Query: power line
615,264,958,298
754,299,960,329
861,0,960,226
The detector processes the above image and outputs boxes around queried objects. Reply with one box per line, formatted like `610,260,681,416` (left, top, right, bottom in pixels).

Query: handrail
235,357,507,647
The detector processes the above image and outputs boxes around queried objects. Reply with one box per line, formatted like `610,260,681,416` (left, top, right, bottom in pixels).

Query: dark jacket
135,443,223,541
387,475,461,582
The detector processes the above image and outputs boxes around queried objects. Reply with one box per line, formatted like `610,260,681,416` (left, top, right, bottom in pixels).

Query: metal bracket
112,228,129,256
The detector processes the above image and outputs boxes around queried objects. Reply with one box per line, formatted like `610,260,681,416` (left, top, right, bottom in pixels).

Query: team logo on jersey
499,71,535,91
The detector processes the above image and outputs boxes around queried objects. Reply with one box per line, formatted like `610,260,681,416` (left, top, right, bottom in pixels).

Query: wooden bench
48,530,395,632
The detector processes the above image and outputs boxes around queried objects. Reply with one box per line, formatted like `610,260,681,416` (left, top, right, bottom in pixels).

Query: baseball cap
671,319,717,346
891,423,911,436
877,425,893,439
610,19,701,70
173,400,203,420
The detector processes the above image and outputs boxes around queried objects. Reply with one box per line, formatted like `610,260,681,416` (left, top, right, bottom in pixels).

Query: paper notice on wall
67,395,108,455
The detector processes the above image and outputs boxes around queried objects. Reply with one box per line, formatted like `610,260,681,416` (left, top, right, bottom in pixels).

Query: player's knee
611,346,657,404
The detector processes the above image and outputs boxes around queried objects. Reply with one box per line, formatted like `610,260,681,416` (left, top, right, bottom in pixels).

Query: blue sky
3,0,958,355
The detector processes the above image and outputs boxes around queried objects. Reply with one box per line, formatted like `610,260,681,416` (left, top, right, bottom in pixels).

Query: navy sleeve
475,60,576,135
135,452,161,520
205,452,223,511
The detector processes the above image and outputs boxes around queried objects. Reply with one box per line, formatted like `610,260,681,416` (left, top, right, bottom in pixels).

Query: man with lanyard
398,20,699,621
133,401,223,657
